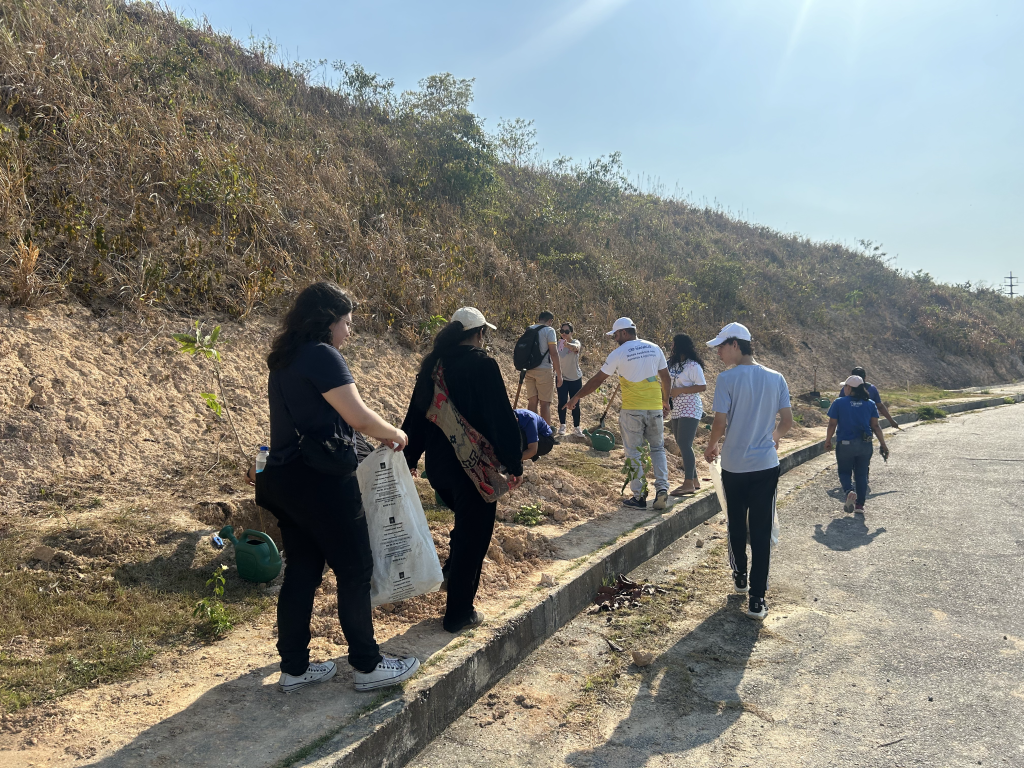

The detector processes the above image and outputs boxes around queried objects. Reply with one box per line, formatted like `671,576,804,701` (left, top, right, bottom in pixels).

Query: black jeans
557,378,583,426
721,465,780,600
428,461,497,631
256,460,382,675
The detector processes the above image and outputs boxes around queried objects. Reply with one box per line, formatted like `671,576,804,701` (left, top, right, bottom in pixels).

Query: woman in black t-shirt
254,282,420,693
402,307,524,633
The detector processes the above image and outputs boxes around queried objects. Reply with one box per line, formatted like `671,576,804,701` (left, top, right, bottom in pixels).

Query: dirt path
410,404,1024,768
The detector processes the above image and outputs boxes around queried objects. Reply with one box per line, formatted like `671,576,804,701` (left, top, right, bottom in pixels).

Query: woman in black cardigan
402,307,524,632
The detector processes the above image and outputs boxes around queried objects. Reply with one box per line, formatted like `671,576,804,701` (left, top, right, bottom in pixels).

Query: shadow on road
812,515,886,551
825,487,898,502
565,596,762,767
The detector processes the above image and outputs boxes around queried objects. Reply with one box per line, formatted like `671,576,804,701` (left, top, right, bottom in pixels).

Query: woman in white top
556,322,585,437
667,333,708,495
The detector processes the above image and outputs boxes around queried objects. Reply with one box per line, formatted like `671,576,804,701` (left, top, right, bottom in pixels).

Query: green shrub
915,405,947,421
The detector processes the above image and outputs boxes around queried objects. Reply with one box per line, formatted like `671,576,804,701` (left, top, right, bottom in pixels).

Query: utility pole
1005,272,1019,298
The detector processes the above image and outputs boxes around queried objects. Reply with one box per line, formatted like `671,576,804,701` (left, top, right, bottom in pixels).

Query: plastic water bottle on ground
256,446,269,473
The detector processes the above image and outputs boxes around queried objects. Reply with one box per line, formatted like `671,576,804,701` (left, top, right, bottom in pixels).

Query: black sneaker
622,496,647,509
746,596,768,619
732,571,748,593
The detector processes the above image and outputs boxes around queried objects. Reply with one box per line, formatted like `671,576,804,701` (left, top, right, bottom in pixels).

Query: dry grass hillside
0,0,1022,383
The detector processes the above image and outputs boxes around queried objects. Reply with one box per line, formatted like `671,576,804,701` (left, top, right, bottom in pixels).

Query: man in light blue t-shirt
704,322,793,621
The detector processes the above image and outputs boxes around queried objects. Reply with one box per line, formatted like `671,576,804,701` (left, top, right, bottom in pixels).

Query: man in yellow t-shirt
566,318,672,510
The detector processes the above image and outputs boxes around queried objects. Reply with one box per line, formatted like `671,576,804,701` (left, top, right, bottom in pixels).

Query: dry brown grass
0,0,1021,372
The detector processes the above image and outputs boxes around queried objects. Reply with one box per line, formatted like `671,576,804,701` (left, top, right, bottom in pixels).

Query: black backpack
513,324,550,371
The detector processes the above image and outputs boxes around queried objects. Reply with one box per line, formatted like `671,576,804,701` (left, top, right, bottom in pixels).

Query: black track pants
256,460,382,675
721,465,780,600
431,470,497,631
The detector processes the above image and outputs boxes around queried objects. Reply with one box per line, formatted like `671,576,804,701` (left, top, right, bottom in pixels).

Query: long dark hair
267,282,357,371
849,383,871,401
416,321,486,379
668,333,705,369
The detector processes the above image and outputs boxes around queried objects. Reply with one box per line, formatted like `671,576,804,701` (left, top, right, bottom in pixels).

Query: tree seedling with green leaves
193,564,233,638
173,321,248,462
621,444,653,498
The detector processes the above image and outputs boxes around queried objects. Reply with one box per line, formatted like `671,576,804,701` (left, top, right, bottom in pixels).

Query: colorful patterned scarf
425,361,510,503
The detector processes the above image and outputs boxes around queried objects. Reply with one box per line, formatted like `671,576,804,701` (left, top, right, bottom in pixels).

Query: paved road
410,403,1024,767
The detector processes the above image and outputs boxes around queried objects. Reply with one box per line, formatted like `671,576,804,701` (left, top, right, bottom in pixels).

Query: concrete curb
298,394,1023,768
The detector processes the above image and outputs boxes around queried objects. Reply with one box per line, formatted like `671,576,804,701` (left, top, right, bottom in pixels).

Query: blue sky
184,0,1022,288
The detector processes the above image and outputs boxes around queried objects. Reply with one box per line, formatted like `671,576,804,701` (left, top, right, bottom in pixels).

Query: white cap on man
706,322,752,348
606,317,637,336
450,307,497,331
841,375,865,388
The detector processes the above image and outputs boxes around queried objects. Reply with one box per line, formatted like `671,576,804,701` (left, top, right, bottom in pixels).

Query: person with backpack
826,375,891,515
556,322,585,437
836,366,902,431
253,282,420,693
402,307,524,633
703,322,793,621
514,311,563,426
566,317,672,510
667,334,708,496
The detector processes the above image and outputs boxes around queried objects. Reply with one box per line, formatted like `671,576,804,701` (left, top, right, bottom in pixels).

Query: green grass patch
424,506,455,525
0,532,269,714
915,404,947,421
884,384,988,409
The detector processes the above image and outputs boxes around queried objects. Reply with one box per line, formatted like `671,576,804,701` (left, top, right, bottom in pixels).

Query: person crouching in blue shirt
515,408,556,462
825,375,891,515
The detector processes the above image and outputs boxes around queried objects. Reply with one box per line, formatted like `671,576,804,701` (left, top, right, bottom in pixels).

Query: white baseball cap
706,322,752,348
450,307,496,331
606,317,637,336
841,375,865,388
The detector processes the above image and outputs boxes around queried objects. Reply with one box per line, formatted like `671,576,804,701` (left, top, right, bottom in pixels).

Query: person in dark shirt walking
826,375,891,515
254,282,420,693
402,307,524,632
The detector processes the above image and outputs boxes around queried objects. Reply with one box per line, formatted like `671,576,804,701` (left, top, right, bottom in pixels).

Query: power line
1004,271,1019,298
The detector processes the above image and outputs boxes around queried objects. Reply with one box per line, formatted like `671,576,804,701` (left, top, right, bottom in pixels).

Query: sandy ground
410,405,1024,768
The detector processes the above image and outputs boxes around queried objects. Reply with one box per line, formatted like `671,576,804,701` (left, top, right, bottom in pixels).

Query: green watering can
582,427,616,452
219,525,282,583
583,383,619,452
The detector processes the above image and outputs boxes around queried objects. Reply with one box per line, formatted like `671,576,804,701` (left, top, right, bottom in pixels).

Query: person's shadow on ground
813,515,886,551
565,597,761,768
825,486,897,502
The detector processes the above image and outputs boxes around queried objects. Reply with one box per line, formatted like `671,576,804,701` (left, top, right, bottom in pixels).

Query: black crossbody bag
297,431,358,477
278,389,358,477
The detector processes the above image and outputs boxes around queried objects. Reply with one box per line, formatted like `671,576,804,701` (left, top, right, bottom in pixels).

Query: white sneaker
353,654,420,692
556,425,566,437
843,491,856,514
278,660,337,693
573,427,585,438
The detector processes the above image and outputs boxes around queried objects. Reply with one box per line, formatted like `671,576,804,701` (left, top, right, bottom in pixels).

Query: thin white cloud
495,0,634,73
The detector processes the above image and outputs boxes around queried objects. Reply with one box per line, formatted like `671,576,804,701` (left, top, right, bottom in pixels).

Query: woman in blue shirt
825,375,891,515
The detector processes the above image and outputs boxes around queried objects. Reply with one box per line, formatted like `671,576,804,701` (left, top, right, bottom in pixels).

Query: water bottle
255,446,269,473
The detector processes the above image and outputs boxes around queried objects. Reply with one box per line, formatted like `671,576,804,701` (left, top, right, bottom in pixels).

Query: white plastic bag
709,457,780,547
357,446,443,606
